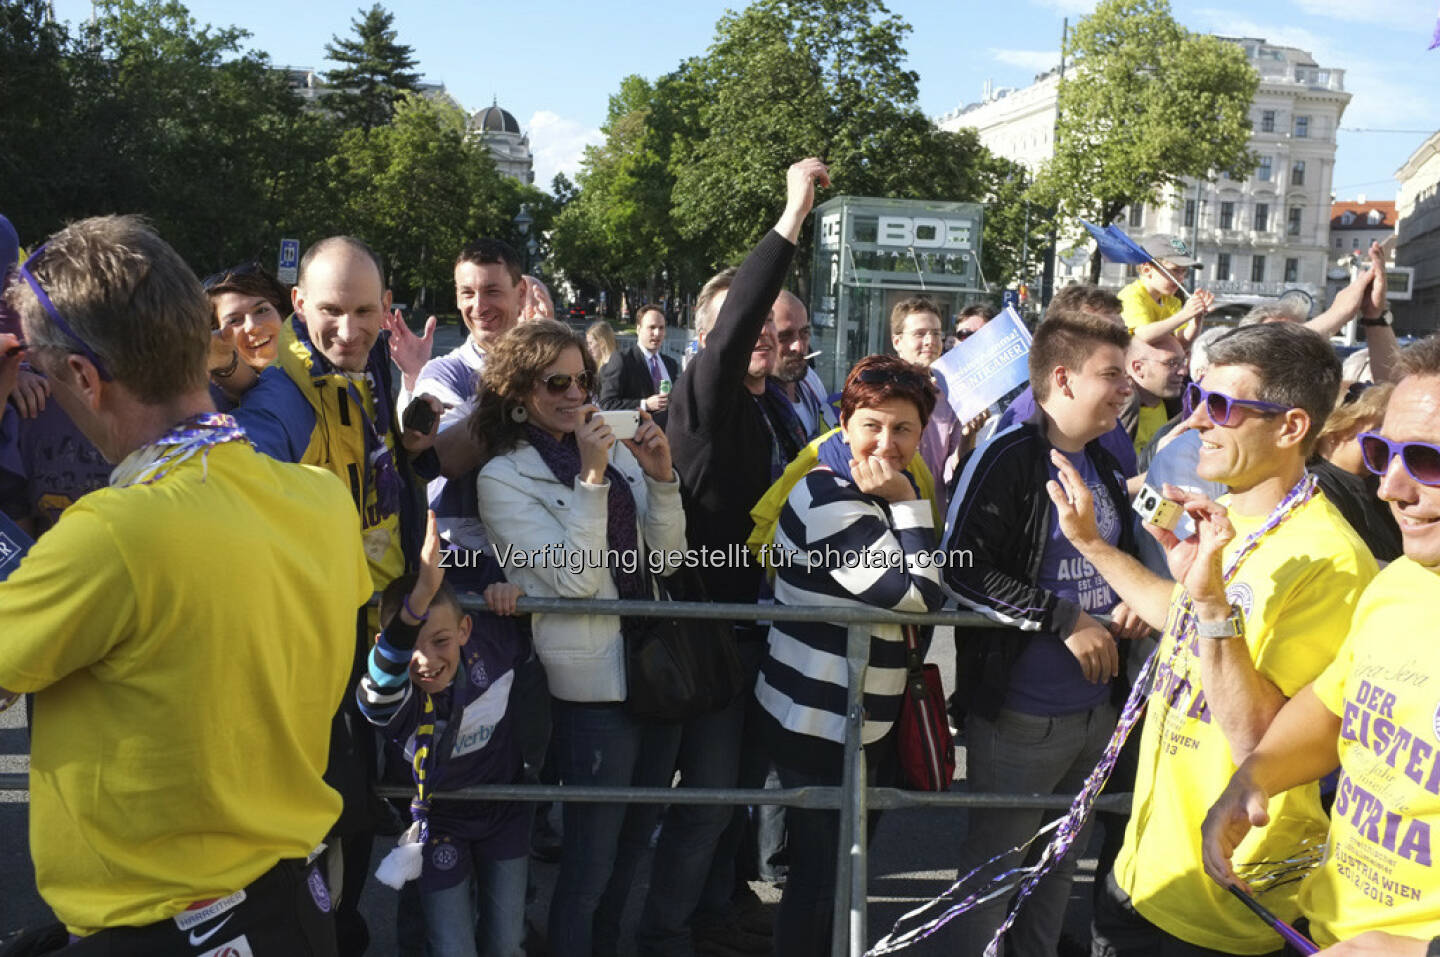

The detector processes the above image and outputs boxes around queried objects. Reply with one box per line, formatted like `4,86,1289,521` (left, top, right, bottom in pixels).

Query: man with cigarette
771,291,835,440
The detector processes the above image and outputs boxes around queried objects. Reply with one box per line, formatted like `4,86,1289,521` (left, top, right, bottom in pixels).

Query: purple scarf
524,425,647,599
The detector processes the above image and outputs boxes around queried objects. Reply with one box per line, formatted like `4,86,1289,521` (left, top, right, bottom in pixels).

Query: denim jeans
547,699,682,957
947,703,1119,957
420,855,528,957
771,742,896,957
633,636,766,956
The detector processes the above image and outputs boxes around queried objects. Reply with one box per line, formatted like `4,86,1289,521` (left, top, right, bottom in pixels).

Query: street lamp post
513,205,534,273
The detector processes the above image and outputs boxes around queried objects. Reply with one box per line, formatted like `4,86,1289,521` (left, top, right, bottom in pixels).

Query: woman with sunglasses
755,354,947,957
202,262,289,398
471,320,687,957
1310,382,1402,562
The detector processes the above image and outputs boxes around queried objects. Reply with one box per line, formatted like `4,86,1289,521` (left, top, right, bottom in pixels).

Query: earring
510,404,528,424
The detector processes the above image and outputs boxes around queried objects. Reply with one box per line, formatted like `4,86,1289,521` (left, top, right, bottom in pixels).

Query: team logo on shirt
469,660,490,690
433,842,460,871
306,867,331,914
1091,482,1120,542
1225,583,1255,618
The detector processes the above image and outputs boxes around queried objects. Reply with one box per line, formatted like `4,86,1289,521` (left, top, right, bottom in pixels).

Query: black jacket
667,230,794,606
599,344,680,428
941,405,1137,721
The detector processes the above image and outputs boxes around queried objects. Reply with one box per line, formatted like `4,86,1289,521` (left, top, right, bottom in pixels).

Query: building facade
1394,132,1440,335
937,38,1350,313
468,102,535,185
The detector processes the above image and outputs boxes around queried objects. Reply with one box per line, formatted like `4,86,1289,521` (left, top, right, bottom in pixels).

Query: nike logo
188,914,235,947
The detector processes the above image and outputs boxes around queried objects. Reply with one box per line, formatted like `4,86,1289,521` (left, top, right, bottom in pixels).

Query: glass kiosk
809,195,987,392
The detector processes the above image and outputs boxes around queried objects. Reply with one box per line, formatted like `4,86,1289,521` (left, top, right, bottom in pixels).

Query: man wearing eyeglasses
1122,334,1187,457
1047,322,1379,956
1199,336,1440,955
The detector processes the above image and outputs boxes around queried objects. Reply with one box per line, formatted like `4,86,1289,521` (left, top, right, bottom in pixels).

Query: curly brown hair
469,320,596,464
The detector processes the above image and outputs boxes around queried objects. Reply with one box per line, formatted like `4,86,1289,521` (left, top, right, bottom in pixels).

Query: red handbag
896,624,956,791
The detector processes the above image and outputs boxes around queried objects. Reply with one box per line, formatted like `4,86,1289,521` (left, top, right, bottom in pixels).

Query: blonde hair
1315,381,1393,459
586,320,618,368
8,214,209,403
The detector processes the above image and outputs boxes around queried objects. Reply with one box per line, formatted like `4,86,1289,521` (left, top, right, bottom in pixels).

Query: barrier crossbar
0,594,1134,957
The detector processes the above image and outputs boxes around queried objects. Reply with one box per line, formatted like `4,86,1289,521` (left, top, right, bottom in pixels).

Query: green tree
324,92,545,308
323,3,420,134
668,0,1030,290
1033,0,1258,281
0,1,79,242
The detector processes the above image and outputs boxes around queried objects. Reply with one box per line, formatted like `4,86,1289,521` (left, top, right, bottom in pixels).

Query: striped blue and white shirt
756,467,945,774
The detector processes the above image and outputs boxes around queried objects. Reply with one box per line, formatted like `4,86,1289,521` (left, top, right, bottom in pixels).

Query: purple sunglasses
1358,431,1440,487
17,244,113,381
1183,381,1290,426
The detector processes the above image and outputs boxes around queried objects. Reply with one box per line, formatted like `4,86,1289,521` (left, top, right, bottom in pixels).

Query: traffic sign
277,238,300,285
1002,289,1020,310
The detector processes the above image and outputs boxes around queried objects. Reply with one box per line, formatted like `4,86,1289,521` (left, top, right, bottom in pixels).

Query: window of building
1295,115,1309,138
1288,207,1303,236
1258,156,1272,181
1220,201,1235,229
1292,160,1306,186
1129,204,1143,227
1261,110,1275,133
1353,237,1360,248
1341,210,1356,226
1184,199,1196,227
1368,209,1383,225
1217,253,1232,280
1335,238,1343,248
1255,203,1269,231
1285,258,1299,283
1251,256,1266,282
1125,263,1139,278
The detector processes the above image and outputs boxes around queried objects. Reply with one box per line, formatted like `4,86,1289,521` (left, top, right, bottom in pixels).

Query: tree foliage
1032,0,1259,280
322,3,420,134
550,0,1044,307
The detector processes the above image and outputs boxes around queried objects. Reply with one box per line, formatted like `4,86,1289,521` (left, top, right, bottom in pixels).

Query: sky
50,0,1440,202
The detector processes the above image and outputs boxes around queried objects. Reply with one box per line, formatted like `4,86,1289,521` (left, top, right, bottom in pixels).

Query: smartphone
598,409,640,441
402,399,438,435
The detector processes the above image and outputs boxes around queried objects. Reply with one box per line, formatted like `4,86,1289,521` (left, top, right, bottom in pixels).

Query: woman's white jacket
477,440,687,703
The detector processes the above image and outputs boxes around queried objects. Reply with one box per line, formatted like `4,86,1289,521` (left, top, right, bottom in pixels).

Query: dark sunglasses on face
857,367,929,390
1183,381,1292,426
955,329,976,341
541,370,593,394
1357,432,1440,487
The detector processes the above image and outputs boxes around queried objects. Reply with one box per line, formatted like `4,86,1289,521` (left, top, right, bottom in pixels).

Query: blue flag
1080,220,1152,266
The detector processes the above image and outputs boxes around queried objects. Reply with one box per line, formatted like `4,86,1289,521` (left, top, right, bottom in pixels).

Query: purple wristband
403,594,429,623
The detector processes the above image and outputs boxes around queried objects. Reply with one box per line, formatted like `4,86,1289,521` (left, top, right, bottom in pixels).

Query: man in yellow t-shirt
1117,235,1214,346
1047,322,1377,955
0,216,370,950
1203,342,1440,956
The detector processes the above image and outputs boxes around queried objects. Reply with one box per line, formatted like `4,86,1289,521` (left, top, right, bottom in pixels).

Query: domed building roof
473,100,520,134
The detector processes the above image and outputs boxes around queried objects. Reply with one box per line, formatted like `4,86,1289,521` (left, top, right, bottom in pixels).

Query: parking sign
277,238,300,285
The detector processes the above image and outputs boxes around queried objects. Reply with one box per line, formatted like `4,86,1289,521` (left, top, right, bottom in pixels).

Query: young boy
358,512,530,957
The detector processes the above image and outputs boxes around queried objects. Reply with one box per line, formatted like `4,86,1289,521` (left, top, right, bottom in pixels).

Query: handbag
622,563,745,723
896,623,956,791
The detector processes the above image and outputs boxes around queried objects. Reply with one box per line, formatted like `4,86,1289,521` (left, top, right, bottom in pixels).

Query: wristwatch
1196,605,1245,640
1359,309,1392,328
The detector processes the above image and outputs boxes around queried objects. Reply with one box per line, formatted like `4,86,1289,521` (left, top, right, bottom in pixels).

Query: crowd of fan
1,157,1437,957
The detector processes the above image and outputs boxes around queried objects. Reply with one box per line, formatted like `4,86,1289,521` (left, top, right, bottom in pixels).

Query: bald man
771,289,836,439
227,236,431,951
1122,334,1187,457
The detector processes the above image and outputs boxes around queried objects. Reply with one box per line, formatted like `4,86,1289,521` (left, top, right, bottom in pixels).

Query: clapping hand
385,309,436,392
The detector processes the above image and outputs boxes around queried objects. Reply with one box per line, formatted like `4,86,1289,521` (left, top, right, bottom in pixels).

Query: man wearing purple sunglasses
1203,336,1440,954
1048,321,1379,955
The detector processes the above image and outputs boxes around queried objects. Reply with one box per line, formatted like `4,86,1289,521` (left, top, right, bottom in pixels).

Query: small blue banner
932,306,1033,422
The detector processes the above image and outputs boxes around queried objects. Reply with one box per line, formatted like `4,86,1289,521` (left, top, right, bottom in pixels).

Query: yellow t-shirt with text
1114,492,1377,953
1301,557,1440,946
0,442,372,935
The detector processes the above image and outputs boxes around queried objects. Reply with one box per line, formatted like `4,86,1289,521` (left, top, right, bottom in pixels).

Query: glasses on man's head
17,244,114,381
541,370,593,394
1183,381,1291,426
1343,381,1372,405
857,367,929,390
201,260,263,291
1358,432,1440,487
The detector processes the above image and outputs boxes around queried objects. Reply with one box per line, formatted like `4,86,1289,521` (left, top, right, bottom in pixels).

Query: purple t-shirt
0,401,111,532
1004,448,1120,716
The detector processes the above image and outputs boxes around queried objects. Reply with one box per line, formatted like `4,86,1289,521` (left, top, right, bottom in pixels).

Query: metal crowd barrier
0,594,1132,957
